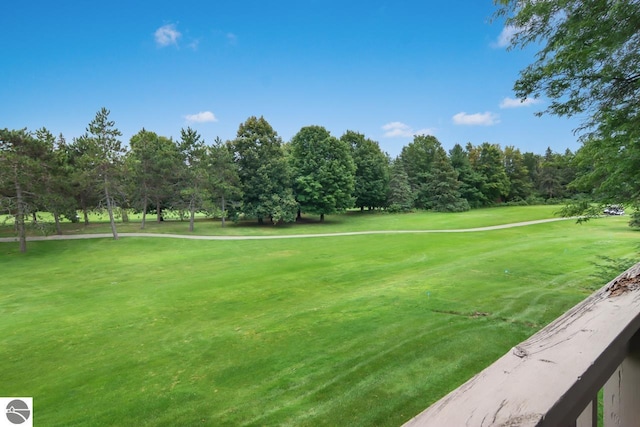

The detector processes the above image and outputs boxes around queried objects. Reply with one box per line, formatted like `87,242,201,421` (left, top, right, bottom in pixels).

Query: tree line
2,108,580,252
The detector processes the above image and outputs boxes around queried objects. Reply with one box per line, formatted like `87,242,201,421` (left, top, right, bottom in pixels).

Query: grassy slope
0,210,637,426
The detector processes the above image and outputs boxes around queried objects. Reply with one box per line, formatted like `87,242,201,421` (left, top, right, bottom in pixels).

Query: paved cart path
0,217,576,243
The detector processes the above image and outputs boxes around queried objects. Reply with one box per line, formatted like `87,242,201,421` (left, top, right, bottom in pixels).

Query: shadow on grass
0,212,350,237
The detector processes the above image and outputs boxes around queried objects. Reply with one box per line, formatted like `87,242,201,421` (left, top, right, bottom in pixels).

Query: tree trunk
297,208,302,220
32,212,37,224
54,212,62,235
320,213,325,222
121,208,129,223
104,176,119,240
16,210,26,253
14,166,27,253
156,200,162,222
189,197,195,232
81,199,89,225
141,196,147,229
221,195,226,228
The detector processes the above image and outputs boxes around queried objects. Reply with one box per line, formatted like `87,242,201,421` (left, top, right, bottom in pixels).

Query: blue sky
1,1,584,158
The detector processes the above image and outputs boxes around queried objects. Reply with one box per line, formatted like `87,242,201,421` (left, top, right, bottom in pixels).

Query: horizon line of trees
2,108,589,252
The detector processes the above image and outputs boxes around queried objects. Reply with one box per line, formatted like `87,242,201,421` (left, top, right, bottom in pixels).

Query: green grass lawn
2,205,566,237
0,209,638,426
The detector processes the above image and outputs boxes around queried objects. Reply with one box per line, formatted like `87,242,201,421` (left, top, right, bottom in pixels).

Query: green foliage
558,199,602,224
496,0,640,218
209,138,242,227
449,144,487,208
81,108,125,171
74,108,125,238
537,147,576,199
504,146,533,202
127,129,182,225
32,128,75,230
424,145,469,212
589,252,639,290
495,0,640,124
522,152,540,187
265,191,299,223
290,126,356,220
179,127,211,231
386,159,414,212
572,117,640,204
230,116,296,223
342,131,390,210
65,135,100,224
0,128,55,251
0,100,597,247
399,135,469,211
399,135,442,208
467,142,510,204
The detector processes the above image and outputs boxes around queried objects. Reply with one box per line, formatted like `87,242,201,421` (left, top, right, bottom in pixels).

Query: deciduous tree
496,0,640,216
342,131,389,211
290,126,355,221
496,0,640,130
229,116,296,224
399,135,442,209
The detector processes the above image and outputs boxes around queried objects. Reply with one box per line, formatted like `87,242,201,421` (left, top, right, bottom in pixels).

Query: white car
604,205,625,215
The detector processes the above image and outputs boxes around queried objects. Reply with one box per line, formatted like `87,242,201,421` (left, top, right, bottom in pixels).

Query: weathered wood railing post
575,396,597,427
403,263,640,427
603,330,640,426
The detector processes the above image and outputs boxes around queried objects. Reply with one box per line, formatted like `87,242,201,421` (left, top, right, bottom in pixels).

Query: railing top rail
403,262,640,427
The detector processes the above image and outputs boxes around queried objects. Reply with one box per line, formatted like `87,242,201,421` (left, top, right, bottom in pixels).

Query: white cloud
492,25,520,48
452,112,500,126
499,97,542,109
382,122,412,137
185,111,218,123
155,24,181,47
382,122,434,138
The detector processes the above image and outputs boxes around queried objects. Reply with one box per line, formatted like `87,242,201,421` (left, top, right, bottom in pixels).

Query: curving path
0,217,577,243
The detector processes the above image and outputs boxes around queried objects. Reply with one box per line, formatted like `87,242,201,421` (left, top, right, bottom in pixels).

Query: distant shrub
386,203,413,213
524,195,544,205
432,199,470,212
503,199,529,207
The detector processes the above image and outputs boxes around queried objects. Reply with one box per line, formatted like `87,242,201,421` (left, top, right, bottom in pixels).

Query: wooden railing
403,263,640,427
